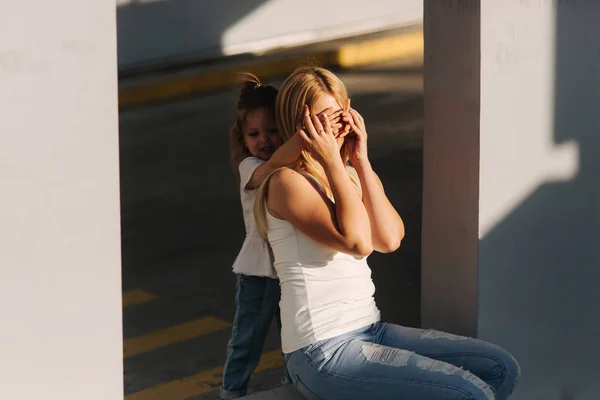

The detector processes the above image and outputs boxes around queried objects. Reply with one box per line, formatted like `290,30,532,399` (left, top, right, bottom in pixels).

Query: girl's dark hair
230,73,278,183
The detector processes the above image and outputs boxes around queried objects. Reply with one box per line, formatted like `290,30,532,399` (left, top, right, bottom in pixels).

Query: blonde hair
254,67,360,239
230,72,278,183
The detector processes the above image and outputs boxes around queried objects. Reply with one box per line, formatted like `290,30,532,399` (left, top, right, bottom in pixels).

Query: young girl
220,73,342,399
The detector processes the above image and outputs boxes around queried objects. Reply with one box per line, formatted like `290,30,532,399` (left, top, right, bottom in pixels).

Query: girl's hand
318,107,348,138
297,105,342,167
342,99,369,166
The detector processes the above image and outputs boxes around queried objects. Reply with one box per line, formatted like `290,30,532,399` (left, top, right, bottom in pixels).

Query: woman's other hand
342,100,369,167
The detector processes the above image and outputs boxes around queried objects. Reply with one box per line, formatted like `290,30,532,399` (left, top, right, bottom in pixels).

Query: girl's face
312,94,347,149
243,108,279,160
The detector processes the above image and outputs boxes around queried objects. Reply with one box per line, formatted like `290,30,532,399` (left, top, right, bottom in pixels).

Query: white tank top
266,172,380,354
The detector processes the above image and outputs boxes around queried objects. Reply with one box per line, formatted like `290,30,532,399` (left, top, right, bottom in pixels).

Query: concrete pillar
0,1,123,399
422,0,600,398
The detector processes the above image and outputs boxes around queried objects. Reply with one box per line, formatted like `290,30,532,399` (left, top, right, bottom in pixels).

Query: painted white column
422,0,600,398
0,1,123,399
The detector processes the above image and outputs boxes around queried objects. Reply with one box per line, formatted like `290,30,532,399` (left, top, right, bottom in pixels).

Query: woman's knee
483,345,520,397
500,349,521,394
418,358,496,400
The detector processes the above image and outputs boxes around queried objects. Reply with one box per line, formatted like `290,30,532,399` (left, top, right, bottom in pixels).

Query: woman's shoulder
269,168,320,196
269,167,305,187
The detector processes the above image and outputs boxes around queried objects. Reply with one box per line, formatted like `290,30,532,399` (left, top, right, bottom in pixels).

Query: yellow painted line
118,28,424,109
122,289,158,308
123,316,231,358
125,349,283,400
337,29,424,68
119,52,337,108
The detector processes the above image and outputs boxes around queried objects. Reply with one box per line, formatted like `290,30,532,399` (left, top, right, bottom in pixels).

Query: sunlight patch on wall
479,2,579,239
220,0,422,56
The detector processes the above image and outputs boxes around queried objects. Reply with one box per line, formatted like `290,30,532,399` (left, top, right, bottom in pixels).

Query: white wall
0,1,123,399
116,0,423,70
423,0,600,398
478,1,600,398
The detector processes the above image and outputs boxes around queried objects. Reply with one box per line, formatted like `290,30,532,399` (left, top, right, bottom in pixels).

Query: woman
254,67,520,400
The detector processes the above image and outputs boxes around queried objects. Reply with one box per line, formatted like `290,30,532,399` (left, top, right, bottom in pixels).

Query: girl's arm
245,108,344,190
244,131,305,190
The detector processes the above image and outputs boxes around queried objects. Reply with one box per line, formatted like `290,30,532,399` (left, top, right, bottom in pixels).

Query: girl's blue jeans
220,274,291,399
285,322,520,400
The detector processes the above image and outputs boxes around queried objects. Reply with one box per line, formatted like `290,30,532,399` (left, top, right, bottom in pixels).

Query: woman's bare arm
268,167,372,257
344,107,404,253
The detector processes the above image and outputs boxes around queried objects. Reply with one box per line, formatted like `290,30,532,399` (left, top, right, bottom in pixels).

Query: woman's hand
297,105,342,168
342,100,369,167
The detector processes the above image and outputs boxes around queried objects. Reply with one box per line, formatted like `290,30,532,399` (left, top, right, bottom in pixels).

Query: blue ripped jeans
220,275,291,399
285,322,520,400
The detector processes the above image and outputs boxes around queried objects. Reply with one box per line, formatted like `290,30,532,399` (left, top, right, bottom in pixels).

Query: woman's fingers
321,111,333,135
342,107,366,138
331,121,343,133
349,108,366,134
327,109,343,124
303,105,319,139
311,109,326,136
306,105,352,138
328,111,345,136
343,112,358,133
337,116,352,139
297,125,313,147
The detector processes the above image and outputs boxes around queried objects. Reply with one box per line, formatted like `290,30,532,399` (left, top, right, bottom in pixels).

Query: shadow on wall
479,2,600,399
117,0,270,72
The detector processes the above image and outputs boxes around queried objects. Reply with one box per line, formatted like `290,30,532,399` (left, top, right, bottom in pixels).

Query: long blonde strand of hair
254,167,286,240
